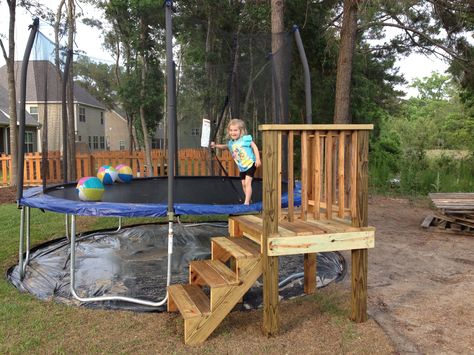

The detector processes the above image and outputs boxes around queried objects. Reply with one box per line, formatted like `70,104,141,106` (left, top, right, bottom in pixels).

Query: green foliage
370,72,474,195
369,130,401,190
410,72,452,100
74,56,118,109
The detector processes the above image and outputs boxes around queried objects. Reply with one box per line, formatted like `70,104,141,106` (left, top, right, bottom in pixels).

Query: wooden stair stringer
184,257,263,345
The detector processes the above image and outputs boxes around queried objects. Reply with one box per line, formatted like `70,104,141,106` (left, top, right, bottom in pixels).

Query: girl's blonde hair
226,118,247,139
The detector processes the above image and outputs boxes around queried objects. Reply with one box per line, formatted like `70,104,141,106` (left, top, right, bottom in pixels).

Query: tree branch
369,21,469,63
0,39,7,61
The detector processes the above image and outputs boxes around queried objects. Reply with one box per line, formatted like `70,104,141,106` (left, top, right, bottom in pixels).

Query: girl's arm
251,141,261,168
210,142,227,149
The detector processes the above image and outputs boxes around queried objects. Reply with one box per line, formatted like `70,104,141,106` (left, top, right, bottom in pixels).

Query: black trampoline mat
45,176,270,204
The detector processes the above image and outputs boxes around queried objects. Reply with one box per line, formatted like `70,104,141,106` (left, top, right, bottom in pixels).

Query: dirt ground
357,195,474,354
2,186,473,353
0,186,17,204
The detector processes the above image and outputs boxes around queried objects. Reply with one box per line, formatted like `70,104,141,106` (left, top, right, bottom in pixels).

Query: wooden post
325,132,333,219
304,253,317,294
262,129,280,336
287,131,294,222
302,131,316,294
351,130,369,323
300,131,308,221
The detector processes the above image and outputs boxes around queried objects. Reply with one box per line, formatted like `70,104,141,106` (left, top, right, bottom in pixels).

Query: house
0,85,39,154
0,60,106,153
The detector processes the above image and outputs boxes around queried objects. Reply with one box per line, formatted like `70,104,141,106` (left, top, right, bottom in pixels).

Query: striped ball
115,164,133,183
97,165,118,185
76,177,105,201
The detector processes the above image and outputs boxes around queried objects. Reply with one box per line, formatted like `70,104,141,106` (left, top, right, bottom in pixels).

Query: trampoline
20,176,293,217
16,176,299,308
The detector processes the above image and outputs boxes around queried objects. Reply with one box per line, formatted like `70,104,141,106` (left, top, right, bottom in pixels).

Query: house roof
0,60,106,109
0,85,38,127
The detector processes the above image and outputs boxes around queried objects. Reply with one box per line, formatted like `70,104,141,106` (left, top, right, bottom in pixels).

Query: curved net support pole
17,18,39,204
293,25,312,124
69,215,172,307
18,206,31,280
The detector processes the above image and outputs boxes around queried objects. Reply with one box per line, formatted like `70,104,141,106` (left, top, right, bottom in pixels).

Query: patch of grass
309,292,348,318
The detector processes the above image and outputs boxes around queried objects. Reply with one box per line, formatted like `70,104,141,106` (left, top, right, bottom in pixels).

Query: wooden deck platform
229,215,375,256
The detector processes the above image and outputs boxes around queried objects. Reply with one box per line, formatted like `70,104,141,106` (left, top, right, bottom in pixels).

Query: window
79,107,86,122
100,136,105,150
119,140,125,151
24,131,34,153
29,106,38,120
191,128,200,136
93,136,99,149
100,111,104,125
78,135,82,142
88,136,92,149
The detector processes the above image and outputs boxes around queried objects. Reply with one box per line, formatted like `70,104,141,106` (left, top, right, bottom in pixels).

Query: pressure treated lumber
184,258,263,344
262,130,280,337
350,130,369,323
167,284,210,319
189,260,240,287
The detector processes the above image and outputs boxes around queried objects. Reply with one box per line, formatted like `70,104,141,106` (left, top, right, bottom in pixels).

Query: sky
0,2,449,98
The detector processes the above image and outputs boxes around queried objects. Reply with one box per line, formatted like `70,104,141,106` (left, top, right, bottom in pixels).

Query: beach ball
76,177,105,201
97,165,118,185
115,164,133,183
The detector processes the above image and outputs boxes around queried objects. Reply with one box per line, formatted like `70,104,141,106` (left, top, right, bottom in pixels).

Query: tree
101,0,165,174
66,0,77,181
333,0,360,123
0,0,18,186
271,0,286,124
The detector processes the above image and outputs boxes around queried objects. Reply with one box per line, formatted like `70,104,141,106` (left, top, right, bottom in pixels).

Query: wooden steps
167,284,210,319
190,260,240,287
168,236,262,345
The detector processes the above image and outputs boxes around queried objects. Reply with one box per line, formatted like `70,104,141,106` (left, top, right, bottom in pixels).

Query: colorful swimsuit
227,135,256,172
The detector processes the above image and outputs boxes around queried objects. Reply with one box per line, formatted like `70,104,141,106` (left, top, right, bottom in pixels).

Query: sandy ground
355,195,474,353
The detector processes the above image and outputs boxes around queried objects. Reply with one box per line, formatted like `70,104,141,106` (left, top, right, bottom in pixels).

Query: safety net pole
165,0,175,294
293,25,312,124
17,18,39,204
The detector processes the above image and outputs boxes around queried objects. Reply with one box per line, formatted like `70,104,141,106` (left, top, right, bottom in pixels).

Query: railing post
262,129,279,336
351,130,369,322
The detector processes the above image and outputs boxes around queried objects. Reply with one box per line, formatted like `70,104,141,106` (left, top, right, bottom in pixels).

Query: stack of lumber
421,193,474,234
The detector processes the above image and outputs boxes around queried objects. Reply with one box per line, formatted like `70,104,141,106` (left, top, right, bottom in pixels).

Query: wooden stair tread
212,237,260,259
190,260,240,287
230,215,263,234
278,219,321,235
168,284,210,319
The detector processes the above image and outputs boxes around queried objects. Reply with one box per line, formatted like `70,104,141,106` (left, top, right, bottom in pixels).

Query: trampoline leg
65,214,70,240
69,214,171,307
19,206,31,280
115,217,122,232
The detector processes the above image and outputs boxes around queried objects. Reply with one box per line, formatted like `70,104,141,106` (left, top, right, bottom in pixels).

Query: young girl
211,119,261,205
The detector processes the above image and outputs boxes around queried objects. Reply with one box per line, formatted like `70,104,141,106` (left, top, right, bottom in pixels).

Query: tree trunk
230,23,242,119
271,0,286,124
139,18,153,177
333,0,359,124
66,0,76,181
3,0,18,186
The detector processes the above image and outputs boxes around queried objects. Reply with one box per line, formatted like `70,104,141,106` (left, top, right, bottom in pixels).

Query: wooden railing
0,148,260,186
260,124,372,225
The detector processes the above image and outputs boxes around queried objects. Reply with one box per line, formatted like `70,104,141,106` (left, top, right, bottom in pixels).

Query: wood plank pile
421,193,474,234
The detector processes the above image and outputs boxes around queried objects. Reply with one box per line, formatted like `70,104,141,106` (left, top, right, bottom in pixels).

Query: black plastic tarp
8,222,345,312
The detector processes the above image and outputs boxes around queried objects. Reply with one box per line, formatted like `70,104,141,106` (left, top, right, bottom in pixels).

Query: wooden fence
0,149,260,186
